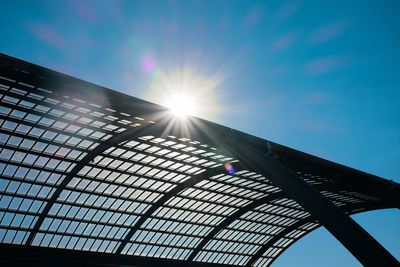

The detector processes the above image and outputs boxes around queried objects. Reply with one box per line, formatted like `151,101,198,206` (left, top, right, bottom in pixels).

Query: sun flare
166,92,197,117
145,64,230,121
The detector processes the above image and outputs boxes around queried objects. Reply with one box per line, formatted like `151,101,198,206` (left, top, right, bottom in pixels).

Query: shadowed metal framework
0,53,399,267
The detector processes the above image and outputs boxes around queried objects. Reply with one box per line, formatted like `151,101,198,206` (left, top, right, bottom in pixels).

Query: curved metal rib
115,165,236,254
269,143,400,209
186,182,338,262
186,191,286,261
187,178,396,264
246,201,393,267
245,218,313,267
26,121,168,245
214,137,399,266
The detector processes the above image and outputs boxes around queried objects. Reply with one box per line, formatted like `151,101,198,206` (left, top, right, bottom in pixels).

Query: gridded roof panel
0,53,398,267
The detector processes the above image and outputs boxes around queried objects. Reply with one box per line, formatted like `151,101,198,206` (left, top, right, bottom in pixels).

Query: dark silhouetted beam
247,201,393,267
0,243,232,267
213,133,400,267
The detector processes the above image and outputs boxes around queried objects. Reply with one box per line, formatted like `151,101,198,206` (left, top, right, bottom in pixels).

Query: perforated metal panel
0,53,398,267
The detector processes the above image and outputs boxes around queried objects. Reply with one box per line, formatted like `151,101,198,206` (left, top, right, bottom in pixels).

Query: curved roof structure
0,53,399,266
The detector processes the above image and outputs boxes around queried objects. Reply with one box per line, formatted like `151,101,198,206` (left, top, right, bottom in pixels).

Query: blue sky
0,0,399,265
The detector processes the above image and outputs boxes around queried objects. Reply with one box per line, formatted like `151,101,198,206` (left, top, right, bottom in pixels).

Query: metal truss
0,53,399,267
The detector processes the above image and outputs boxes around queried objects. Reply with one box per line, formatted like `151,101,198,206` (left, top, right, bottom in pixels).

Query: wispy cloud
243,6,264,27
69,0,98,22
217,13,230,31
275,1,301,22
29,23,68,50
270,32,297,51
305,55,345,75
309,20,349,45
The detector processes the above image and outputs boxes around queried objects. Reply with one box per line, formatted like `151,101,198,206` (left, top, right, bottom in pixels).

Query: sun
145,66,226,121
165,92,197,117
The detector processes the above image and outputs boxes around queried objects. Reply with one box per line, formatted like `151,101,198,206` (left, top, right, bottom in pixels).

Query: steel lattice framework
0,53,399,267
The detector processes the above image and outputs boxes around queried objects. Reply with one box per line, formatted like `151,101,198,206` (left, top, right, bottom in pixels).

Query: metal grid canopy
0,53,399,267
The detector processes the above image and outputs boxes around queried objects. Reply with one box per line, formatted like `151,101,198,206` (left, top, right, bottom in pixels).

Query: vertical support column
219,135,399,267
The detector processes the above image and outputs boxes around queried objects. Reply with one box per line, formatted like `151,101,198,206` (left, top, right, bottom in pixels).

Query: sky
0,0,399,266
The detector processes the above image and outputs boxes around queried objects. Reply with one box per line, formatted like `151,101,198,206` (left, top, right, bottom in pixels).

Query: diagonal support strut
209,130,400,267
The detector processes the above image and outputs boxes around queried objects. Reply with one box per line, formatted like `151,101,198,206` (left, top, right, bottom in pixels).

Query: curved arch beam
268,143,400,209
26,120,171,245
115,164,245,254
187,181,372,262
245,217,314,267
246,202,393,267
186,191,286,261
207,133,400,266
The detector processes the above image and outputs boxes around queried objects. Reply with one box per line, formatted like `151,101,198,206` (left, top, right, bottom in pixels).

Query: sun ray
165,92,198,117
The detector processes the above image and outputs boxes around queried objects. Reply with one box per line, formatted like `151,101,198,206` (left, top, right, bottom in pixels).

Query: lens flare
166,93,197,117
224,162,235,175
146,65,227,121
141,57,156,72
